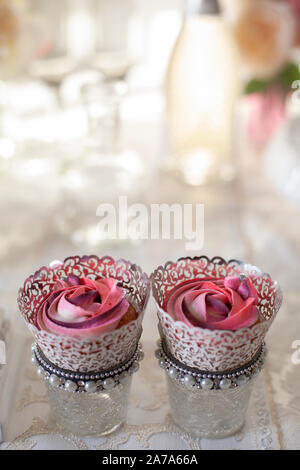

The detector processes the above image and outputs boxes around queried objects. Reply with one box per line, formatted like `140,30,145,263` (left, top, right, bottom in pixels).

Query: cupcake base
46,377,132,437
32,341,143,437
166,373,255,439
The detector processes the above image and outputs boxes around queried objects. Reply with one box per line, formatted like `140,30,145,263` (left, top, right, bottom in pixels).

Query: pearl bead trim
32,342,143,393
156,340,266,391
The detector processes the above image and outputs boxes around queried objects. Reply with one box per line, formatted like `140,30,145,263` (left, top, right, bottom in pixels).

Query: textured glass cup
46,377,132,436
165,372,255,438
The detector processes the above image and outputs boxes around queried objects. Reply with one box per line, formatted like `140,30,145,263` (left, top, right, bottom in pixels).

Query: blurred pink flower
247,88,286,150
286,0,300,44
286,0,300,16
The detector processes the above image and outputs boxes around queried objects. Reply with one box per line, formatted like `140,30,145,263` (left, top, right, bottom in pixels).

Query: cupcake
18,255,150,436
34,275,138,338
151,256,282,438
163,274,260,331
18,255,149,372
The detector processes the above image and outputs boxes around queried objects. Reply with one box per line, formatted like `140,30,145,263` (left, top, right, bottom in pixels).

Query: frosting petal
35,276,130,337
164,275,259,331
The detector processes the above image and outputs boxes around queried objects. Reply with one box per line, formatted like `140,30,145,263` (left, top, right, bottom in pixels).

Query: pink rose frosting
163,275,259,331
35,275,130,337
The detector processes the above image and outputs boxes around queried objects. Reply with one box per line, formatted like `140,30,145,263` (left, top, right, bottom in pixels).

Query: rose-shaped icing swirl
35,275,130,337
163,275,259,331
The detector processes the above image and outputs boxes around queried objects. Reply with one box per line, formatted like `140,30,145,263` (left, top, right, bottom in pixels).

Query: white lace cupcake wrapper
18,255,150,372
152,256,282,372
155,338,266,391
31,342,144,394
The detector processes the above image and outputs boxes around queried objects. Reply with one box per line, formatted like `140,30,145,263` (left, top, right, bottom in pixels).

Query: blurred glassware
0,306,9,444
0,307,9,351
81,78,127,154
27,0,77,87
29,56,77,89
0,80,74,260
264,116,300,207
90,0,136,80
0,174,59,261
65,0,95,63
166,0,240,186
0,78,87,177
0,307,9,368
56,77,145,247
59,68,104,107
1,79,57,117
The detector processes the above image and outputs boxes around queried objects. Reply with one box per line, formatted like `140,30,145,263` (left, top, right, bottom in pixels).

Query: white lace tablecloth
0,107,300,450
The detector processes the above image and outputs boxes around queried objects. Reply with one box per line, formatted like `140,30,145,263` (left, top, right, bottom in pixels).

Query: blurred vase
166,0,240,186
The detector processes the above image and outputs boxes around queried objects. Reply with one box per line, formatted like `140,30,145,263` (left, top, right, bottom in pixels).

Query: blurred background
1,0,300,448
1,0,300,298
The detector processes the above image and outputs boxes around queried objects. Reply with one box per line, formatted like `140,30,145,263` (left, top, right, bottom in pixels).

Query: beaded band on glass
31,342,144,393
155,339,266,391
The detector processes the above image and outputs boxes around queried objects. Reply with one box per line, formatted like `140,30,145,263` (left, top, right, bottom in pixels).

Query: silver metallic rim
155,339,266,391
31,342,144,393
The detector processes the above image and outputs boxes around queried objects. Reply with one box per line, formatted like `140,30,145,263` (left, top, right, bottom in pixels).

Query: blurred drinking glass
90,0,137,80
27,0,77,87
57,77,144,247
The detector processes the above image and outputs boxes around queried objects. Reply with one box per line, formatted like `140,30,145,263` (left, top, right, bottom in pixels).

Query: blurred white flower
234,0,296,79
0,0,50,78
